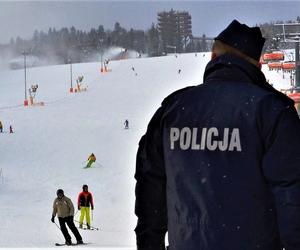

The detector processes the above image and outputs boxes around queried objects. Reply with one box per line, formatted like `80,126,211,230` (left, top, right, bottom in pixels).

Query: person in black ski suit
124,119,129,129
135,20,300,250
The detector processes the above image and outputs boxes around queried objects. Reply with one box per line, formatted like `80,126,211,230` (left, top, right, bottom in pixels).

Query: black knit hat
56,189,64,196
215,20,265,61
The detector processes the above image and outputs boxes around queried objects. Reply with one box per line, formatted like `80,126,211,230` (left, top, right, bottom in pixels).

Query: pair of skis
55,226,98,246
77,226,97,231
55,242,91,246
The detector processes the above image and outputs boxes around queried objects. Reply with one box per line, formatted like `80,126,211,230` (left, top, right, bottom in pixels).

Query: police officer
135,20,300,250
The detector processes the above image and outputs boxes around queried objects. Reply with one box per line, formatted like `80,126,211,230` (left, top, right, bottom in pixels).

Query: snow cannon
29,96,34,105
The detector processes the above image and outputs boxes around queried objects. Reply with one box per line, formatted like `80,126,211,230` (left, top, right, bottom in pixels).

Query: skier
9,125,13,133
0,121,3,133
51,189,83,245
124,119,129,129
77,184,94,229
178,69,181,74
85,153,96,168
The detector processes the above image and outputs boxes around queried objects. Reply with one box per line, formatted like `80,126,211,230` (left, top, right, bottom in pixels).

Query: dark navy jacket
135,54,300,250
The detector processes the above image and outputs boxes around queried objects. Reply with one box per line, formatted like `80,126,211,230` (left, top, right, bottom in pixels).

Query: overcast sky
0,0,299,44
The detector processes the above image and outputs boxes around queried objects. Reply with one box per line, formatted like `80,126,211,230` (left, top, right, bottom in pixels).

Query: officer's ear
211,41,223,60
211,52,217,60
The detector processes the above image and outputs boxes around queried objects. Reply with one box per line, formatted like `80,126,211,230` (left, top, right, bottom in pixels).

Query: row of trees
1,16,299,68
0,22,209,67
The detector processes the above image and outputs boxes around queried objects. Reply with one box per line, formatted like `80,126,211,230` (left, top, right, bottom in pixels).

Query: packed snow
0,52,292,249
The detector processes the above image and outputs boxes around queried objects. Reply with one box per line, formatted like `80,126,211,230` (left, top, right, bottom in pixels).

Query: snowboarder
124,119,129,129
9,125,13,133
77,184,94,229
0,121,3,133
51,189,83,245
85,153,96,168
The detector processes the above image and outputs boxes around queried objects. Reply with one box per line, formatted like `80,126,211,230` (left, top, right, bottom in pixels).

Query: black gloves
51,216,55,223
78,206,80,210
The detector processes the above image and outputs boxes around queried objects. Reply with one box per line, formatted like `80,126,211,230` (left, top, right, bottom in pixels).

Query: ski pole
89,224,99,230
92,210,93,221
95,162,102,167
54,221,61,231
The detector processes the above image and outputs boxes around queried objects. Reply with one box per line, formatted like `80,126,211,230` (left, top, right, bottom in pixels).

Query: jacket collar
203,54,293,104
204,54,266,86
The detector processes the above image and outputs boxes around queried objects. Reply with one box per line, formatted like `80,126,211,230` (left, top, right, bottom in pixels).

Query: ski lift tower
274,23,300,90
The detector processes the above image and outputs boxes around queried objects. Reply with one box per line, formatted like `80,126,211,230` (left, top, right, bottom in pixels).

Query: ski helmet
82,184,88,190
57,189,64,196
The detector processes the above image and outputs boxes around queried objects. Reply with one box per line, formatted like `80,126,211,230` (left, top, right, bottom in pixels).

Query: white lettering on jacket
170,127,242,152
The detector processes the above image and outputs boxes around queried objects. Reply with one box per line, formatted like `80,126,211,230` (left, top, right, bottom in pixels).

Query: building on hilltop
157,9,192,53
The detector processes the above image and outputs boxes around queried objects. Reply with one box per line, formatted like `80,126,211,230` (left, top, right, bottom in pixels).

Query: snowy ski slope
0,52,292,248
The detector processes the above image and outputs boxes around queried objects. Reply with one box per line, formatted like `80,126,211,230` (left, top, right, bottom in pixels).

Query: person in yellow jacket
77,184,94,229
85,153,96,168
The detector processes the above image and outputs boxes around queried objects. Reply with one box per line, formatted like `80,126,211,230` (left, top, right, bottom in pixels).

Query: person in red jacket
77,184,94,229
